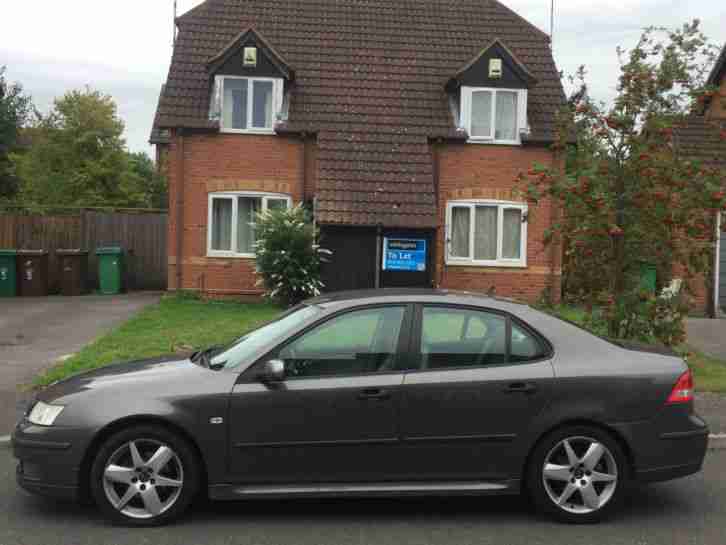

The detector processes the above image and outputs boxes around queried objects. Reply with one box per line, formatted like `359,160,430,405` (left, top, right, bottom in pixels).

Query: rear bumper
636,461,704,484
613,412,709,484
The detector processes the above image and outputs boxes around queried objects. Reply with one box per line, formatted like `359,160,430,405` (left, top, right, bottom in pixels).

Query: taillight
667,369,694,404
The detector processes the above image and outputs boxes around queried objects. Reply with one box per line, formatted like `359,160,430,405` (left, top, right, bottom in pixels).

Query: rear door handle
358,388,391,401
504,382,538,394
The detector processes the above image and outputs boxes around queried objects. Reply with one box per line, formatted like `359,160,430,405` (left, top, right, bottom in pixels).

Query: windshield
211,304,322,370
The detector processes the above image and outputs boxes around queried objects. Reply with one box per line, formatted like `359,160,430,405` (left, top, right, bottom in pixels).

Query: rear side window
420,307,507,369
510,323,548,363
418,306,547,370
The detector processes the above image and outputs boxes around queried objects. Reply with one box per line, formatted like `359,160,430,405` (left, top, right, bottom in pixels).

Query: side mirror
259,359,285,383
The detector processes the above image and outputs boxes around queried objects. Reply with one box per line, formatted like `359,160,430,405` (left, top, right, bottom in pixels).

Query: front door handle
358,388,391,401
504,382,538,395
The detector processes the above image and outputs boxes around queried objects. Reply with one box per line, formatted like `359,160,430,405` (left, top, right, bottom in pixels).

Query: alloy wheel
541,436,618,515
102,439,185,520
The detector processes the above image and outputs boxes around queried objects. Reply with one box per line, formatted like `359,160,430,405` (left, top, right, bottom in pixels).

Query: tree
0,67,33,201
12,87,148,208
127,152,168,209
520,21,726,344
254,204,331,306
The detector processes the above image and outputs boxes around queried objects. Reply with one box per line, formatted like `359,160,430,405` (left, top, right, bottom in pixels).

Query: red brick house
151,0,566,302
674,45,726,315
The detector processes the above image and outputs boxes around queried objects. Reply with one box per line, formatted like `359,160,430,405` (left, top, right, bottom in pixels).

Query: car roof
305,288,529,311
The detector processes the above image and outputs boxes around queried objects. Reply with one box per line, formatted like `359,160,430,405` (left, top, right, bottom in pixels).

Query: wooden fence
0,211,167,292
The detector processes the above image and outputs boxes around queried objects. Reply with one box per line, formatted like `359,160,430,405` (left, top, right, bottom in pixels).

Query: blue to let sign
383,238,427,272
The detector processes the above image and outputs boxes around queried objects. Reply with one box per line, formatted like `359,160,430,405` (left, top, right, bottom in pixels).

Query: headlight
27,401,65,426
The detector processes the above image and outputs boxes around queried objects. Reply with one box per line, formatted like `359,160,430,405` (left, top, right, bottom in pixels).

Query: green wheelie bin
96,247,125,295
0,250,17,297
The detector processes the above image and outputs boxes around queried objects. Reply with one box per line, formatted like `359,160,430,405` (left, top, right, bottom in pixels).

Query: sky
1,0,724,156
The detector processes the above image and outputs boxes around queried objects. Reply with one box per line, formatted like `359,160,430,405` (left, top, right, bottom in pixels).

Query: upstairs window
460,87,527,144
446,200,527,267
208,192,291,258
213,76,283,133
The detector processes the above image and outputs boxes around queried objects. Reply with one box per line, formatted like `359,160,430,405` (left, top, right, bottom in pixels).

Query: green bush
254,204,330,306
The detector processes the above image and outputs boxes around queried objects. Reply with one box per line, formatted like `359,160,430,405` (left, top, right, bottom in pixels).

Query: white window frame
459,86,528,145
207,191,292,258
216,75,284,134
445,200,528,268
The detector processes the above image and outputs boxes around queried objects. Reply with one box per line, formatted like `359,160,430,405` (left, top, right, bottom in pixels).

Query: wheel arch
520,418,636,491
78,415,209,503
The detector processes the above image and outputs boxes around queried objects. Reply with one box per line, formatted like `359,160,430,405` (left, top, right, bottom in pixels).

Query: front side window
447,201,527,267
214,305,322,370
277,306,406,378
461,87,526,144
208,193,291,257
216,76,282,132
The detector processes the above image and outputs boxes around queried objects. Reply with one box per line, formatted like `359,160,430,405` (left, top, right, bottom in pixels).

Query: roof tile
157,0,565,227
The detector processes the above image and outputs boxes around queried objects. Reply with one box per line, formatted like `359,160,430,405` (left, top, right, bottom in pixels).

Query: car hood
38,354,212,403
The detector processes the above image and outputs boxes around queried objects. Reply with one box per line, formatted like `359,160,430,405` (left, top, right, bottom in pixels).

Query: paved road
0,293,160,434
0,446,724,545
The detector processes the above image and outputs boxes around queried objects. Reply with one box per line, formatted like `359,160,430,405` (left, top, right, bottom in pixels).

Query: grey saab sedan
13,289,708,526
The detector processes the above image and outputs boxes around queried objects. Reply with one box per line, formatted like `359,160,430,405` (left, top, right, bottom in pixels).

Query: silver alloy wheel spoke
105,464,135,484
562,439,578,466
542,436,618,515
147,446,173,473
557,482,578,505
154,475,183,488
580,483,601,510
591,470,617,483
129,441,145,468
102,439,184,520
140,487,163,515
115,486,138,510
543,463,572,481
581,442,605,471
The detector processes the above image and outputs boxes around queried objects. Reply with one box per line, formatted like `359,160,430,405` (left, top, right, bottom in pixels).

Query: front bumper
12,419,93,501
17,464,78,501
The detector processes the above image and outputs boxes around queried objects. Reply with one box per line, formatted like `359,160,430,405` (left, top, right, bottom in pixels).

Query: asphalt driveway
0,293,160,434
0,445,724,545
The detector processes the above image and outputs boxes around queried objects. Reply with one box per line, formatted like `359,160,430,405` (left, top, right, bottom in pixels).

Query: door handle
357,388,391,401
504,382,538,394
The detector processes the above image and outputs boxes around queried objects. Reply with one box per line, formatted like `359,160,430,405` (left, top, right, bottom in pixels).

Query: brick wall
166,131,560,303
436,143,561,304
167,131,307,297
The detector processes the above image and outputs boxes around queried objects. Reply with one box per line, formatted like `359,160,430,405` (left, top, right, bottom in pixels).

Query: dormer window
214,76,283,133
460,87,527,145
447,39,536,146
207,28,294,135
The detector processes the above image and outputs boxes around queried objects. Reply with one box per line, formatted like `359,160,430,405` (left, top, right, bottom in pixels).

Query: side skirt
209,479,521,501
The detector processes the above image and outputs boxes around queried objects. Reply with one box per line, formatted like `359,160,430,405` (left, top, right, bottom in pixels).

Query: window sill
446,260,527,269
219,128,276,136
466,138,521,146
207,252,256,260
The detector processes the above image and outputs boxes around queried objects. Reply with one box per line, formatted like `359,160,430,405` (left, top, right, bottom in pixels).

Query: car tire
90,424,200,526
527,425,630,524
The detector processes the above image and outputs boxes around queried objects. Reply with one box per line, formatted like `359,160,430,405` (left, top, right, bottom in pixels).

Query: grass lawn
545,305,726,394
35,294,282,387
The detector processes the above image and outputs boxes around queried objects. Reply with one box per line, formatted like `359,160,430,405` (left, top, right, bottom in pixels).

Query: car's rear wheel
527,425,630,523
90,425,200,526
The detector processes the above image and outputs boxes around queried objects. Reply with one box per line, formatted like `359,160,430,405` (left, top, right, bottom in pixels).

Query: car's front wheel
90,424,200,526
527,425,629,523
